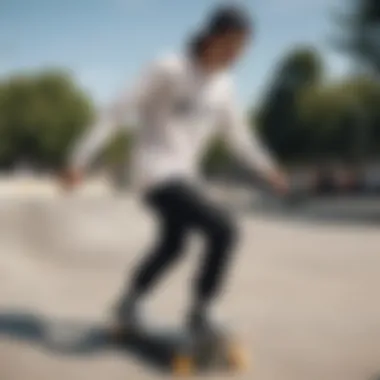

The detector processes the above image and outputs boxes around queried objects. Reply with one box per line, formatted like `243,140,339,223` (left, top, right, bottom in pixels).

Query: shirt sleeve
219,81,278,177
68,60,171,171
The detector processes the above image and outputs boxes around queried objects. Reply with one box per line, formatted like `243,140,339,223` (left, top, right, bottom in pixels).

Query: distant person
63,5,288,334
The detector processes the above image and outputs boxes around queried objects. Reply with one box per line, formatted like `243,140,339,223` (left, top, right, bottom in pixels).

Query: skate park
2,0,380,378
0,179,379,380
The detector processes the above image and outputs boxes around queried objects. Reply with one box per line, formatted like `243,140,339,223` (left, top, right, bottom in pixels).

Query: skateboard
110,323,249,376
170,328,248,375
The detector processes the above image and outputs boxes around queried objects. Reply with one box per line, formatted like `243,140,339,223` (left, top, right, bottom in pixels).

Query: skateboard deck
109,323,249,375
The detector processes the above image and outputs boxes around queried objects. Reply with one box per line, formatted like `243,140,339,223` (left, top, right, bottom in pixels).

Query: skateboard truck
170,328,249,375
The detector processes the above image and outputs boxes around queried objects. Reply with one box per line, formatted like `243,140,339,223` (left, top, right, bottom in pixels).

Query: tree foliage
255,45,380,164
0,69,94,169
256,47,324,162
333,0,380,74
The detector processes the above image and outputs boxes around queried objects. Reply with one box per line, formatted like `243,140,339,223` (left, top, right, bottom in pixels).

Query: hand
60,168,84,191
267,170,289,196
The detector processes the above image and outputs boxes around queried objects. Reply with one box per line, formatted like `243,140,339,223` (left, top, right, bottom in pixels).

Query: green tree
332,0,380,74
201,137,229,177
0,68,94,169
100,128,134,187
299,76,380,162
256,46,324,161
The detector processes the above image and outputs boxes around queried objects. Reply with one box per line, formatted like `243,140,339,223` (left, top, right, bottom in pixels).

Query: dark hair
189,4,253,57
189,32,209,57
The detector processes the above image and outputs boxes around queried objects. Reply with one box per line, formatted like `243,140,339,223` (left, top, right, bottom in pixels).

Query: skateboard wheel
226,343,249,372
172,355,194,376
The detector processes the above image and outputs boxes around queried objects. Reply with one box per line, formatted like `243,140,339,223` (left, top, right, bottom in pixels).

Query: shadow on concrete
0,310,189,374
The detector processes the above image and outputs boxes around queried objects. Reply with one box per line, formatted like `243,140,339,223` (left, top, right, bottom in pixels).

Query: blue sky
1,0,349,107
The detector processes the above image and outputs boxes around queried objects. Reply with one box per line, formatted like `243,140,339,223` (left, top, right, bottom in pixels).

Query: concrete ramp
0,195,380,380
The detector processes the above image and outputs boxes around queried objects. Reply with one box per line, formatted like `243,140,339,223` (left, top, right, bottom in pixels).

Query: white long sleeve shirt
69,52,277,192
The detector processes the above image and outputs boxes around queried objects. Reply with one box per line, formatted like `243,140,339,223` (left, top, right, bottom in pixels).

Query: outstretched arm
220,82,288,193
68,61,171,172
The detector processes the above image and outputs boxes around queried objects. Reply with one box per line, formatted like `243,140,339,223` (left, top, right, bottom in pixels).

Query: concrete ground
0,187,379,380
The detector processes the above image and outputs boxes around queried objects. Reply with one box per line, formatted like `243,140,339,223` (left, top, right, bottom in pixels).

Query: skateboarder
63,4,288,334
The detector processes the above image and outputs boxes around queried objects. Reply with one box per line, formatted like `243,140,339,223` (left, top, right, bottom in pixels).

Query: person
63,4,288,334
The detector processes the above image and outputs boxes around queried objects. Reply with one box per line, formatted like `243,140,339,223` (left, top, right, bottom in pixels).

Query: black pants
130,180,238,305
